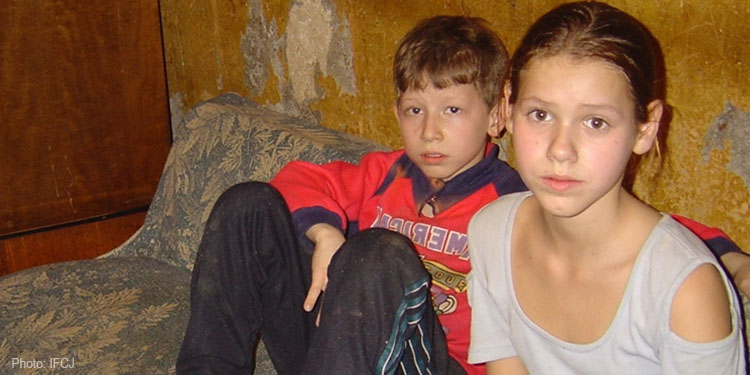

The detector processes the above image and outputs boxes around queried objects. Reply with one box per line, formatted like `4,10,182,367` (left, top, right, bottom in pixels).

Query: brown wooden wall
0,0,170,236
0,0,170,274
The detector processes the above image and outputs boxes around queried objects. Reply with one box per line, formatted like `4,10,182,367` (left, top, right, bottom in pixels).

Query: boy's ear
500,81,514,134
392,101,401,126
632,100,663,155
487,103,502,137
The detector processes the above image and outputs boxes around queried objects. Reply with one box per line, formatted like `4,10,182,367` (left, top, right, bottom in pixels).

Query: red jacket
270,145,742,375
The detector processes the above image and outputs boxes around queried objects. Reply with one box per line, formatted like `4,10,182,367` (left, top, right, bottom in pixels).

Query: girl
466,2,745,374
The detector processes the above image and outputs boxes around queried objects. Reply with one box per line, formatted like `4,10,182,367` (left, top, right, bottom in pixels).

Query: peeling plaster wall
703,103,750,192
160,0,750,250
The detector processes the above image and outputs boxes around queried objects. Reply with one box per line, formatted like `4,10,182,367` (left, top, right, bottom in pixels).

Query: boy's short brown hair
393,15,508,108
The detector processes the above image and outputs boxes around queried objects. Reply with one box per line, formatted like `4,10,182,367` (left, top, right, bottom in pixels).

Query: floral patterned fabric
0,257,189,374
109,93,386,270
0,93,384,374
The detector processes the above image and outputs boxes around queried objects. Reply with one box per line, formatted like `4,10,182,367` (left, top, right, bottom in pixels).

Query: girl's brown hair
507,1,668,124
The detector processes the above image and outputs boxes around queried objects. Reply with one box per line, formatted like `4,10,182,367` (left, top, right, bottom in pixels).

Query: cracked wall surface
160,0,750,250
704,103,750,191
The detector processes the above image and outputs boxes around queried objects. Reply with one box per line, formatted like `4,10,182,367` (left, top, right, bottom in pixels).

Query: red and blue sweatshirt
270,145,743,375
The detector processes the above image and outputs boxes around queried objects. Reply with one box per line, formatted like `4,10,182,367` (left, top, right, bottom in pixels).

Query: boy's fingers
303,285,321,312
304,272,328,312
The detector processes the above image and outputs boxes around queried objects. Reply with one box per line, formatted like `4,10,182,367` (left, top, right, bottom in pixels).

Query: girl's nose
547,125,577,163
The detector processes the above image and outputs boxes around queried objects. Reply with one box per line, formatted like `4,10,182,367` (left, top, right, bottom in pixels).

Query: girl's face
505,55,661,218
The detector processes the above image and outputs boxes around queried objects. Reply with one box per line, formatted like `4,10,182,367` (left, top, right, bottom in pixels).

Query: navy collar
403,145,515,216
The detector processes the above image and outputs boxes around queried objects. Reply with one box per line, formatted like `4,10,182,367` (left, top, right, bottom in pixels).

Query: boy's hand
720,252,750,297
304,223,346,319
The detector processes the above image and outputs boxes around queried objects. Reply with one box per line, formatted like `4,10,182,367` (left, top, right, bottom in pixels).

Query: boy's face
395,83,500,182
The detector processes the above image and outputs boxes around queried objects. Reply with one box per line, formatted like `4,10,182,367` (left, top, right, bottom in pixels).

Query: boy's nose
546,125,577,163
421,113,443,141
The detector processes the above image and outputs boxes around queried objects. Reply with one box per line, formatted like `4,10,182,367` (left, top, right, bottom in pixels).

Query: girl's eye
407,107,422,115
583,117,609,130
529,109,551,122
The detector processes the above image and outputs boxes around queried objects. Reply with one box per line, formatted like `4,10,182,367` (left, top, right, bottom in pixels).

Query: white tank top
467,192,745,374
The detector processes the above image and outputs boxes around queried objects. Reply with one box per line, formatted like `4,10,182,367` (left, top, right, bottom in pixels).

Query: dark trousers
176,182,463,375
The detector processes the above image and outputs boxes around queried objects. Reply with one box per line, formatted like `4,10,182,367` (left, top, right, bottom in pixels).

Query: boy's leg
176,182,315,375
302,228,462,375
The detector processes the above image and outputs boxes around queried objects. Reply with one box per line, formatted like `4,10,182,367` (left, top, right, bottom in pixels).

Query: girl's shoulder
472,191,531,224
645,215,719,264
627,214,732,323
468,192,531,259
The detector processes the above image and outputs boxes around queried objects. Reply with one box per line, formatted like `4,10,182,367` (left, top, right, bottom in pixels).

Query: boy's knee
349,228,412,253
215,181,282,209
208,182,288,223
342,228,426,277
326,228,430,299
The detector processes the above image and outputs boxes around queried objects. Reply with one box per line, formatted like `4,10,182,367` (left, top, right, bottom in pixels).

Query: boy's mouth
421,152,446,164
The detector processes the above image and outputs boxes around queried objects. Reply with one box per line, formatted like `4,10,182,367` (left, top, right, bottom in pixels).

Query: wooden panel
0,211,147,277
0,0,171,235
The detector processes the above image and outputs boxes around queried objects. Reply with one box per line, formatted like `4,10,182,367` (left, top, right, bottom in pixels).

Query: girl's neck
529,188,658,260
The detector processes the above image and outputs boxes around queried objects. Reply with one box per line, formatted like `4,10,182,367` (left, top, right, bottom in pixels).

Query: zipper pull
420,194,438,218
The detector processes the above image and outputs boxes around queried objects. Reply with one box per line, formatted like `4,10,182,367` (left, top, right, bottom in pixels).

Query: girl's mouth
541,175,582,191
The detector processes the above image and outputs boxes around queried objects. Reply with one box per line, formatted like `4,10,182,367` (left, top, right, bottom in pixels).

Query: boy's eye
407,107,422,115
583,117,609,130
529,109,552,122
446,106,460,114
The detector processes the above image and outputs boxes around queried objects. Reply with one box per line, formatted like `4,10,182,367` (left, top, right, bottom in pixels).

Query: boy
177,15,747,375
